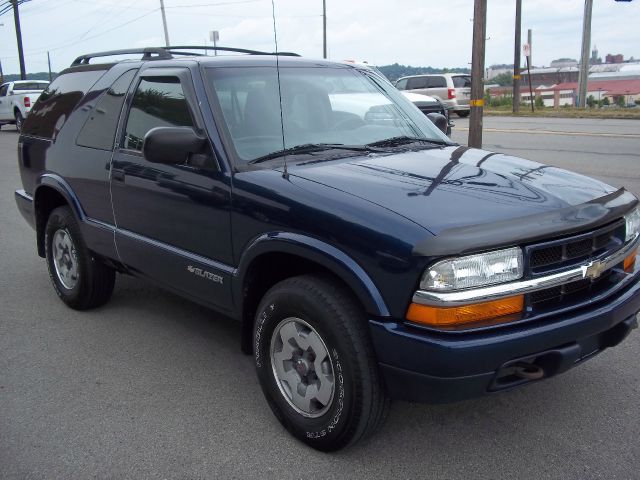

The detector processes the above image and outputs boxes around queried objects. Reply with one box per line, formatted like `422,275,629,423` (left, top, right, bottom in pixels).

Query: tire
44,206,115,310
456,110,470,118
14,111,24,132
253,274,389,451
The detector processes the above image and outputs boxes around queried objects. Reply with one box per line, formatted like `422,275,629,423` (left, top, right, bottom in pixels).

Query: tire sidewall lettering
255,302,351,441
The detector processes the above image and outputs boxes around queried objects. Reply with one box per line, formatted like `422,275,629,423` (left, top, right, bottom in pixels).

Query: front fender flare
235,232,391,318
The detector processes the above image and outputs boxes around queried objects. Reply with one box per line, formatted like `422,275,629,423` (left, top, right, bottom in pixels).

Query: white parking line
452,127,640,139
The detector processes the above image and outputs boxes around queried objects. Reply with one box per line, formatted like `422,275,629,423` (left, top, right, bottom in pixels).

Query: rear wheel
14,111,24,132
45,206,115,310
456,110,470,118
253,274,389,451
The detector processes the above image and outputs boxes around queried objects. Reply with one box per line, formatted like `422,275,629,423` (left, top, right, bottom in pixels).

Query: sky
0,0,639,75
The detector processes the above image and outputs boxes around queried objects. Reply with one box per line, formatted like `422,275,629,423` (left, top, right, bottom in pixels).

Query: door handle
111,169,125,182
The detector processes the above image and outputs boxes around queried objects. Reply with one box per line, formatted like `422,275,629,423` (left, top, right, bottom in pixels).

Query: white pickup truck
0,80,50,132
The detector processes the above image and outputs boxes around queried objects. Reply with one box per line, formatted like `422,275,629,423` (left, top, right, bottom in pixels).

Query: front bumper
370,273,640,403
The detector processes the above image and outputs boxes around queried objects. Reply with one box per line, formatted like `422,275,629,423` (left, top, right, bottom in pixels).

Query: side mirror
142,126,207,165
426,113,448,135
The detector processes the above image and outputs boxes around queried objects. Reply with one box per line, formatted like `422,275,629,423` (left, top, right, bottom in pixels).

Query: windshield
205,65,450,165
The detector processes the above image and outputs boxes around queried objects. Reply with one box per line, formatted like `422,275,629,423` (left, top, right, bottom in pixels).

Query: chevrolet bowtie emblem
581,260,607,280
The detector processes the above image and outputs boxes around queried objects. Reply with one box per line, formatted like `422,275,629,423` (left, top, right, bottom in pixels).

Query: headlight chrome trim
413,234,640,308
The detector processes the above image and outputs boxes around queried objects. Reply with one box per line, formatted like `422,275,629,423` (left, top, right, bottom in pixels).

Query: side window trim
116,67,203,156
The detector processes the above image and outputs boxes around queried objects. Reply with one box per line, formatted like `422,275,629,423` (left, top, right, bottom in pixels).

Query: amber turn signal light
624,248,637,273
406,295,524,328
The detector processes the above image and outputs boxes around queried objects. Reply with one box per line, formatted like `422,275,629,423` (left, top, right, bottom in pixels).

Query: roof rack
71,48,171,66
70,46,300,66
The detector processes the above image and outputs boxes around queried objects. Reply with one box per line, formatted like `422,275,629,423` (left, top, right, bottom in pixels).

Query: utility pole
11,0,26,80
0,22,3,84
577,0,593,108
47,51,52,82
322,0,327,59
468,0,487,149
513,0,522,113
159,0,170,47
526,29,534,112
527,28,532,68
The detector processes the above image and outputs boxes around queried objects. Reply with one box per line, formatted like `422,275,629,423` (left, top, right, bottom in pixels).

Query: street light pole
468,0,487,149
577,0,593,108
159,0,170,47
322,0,327,59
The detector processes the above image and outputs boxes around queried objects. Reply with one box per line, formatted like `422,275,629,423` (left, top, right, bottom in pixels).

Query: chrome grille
528,220,625,275
526,220,627,312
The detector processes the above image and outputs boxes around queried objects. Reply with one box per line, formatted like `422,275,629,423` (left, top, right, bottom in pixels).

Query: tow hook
513,362,545,381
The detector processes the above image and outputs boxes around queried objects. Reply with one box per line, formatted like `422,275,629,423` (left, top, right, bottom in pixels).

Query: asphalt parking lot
2,117,640,479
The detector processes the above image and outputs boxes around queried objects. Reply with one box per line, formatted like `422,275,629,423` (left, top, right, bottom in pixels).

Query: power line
17,7,159,56
164,0,264,7
49,8,160,52
0,0,31,17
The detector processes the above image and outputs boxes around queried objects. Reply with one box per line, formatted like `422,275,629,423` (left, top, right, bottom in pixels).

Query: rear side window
395,78,408,90
12,82,49,91
76,70,136,151
427,76,447,88
123,77,194,152
21,69,106,139
406,77,428,90
0,84,8,96
452,76,471,88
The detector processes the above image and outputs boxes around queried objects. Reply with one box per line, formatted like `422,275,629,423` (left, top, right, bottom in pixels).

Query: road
1,117,640,479
452,116,640,197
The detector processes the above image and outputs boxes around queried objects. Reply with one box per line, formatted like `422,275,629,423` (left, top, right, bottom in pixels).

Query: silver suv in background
395,73,471,117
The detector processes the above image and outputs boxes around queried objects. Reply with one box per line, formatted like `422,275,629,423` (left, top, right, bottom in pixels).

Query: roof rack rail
71,48,171,66
70,45,300,66
164,45,300,57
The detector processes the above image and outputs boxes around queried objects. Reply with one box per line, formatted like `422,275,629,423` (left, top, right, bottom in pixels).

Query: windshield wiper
248,143,385,164
367,136,449,148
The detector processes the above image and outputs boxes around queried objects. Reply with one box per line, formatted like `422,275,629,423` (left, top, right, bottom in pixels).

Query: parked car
342,61,452,136
15,47,640,451
400,91,453,136
395,73,471,117
0,80,50,131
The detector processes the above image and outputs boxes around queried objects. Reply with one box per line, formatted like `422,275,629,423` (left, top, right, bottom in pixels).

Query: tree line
377,63,470,82
1,72,53,83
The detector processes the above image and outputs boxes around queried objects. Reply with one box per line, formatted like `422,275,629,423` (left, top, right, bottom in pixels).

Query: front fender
235,232,391,318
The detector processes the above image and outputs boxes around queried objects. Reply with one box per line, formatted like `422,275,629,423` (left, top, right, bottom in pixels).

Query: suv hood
288,145,618,236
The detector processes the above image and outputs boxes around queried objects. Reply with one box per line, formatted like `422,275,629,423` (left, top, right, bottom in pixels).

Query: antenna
271,0,288,179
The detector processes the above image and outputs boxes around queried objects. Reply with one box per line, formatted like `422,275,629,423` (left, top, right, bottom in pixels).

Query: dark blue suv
14,47,640,451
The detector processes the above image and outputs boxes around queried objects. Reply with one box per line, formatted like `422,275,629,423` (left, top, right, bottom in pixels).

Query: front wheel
456,110,470,118
45,206,115,310
14,111,24,132
253,274,389,451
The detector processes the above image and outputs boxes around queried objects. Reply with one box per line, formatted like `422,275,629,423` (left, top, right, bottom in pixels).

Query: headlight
625,207,640,242
421,247,523,291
